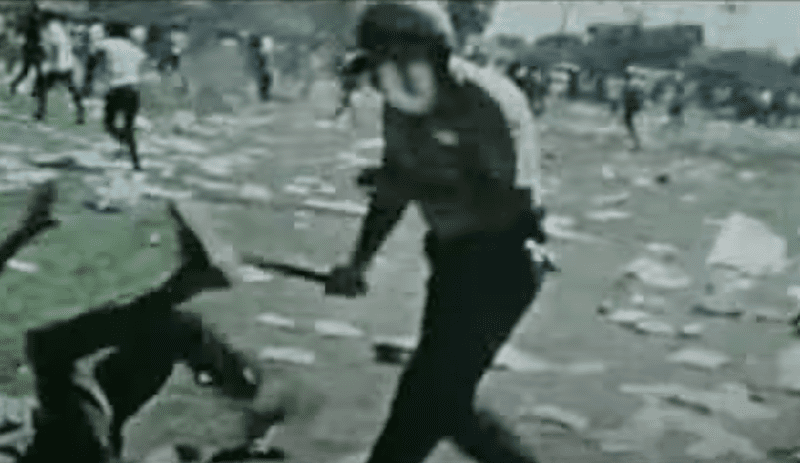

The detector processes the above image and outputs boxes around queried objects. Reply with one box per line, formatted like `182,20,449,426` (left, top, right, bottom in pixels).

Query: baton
241,253,330,284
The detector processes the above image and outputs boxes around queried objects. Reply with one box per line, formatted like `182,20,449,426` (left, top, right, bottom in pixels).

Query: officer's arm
348,194,408,272
349,109,410,271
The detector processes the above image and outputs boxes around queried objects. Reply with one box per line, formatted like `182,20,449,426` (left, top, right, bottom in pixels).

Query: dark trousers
104,86,141,170
34,70,85,124
9,48,42,95
258,73,272,101
366,231,542,463
623,109,640,148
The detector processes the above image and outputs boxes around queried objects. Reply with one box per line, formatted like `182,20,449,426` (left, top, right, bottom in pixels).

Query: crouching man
8,197,316,463
324,3,552,463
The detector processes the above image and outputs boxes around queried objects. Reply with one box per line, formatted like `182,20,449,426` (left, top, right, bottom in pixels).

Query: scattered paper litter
301,198,367,216
523,405,591,433
372,335,418,353
5,260,39,274
493,345,553,373
585,209,632,222
750,308,789,324
255,313,296,329
591,191,630,207
5,170,60,184
787,286,800,302
313,320,364,338
706,213,788,276
353,137,385,151
183,176,238,192
258,346,315,365
632,319,676,337
666,347,732,371
239,265,275,283
623,257,692,289
239,183,273,202
619,382,778,420
543,215,605,243
142,186,193,200
645,242,680,257
679,323,705,338
284,184,311,195
777,343,800,393
606,309,651,326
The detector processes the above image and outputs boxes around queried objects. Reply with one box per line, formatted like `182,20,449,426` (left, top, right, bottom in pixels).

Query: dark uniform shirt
374,57,542,240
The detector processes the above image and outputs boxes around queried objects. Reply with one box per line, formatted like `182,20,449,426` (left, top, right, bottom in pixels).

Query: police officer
324,3,549,463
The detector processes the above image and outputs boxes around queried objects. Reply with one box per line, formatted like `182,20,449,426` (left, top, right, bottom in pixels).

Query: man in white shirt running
85,21,148,170
34,10,84,125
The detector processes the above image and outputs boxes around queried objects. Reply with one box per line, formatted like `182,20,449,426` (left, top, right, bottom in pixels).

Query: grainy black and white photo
1,1,800,462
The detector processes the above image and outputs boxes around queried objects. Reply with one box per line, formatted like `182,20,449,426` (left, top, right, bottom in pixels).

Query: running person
85,22,146,170
9,3,43,97
324,3,551,463
34,10,84,124
622,72,643,151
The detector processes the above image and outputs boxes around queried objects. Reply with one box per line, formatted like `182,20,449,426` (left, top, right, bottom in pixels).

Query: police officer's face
373,50,438,116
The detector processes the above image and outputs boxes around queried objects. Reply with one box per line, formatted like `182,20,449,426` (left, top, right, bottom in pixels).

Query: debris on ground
493,345,553,373
623,257,692,290
605,309,651,326
353,138,385,151
5,260,39,274
691,297,744,318
591,396,766,460
644,242,680,259
591,191,630,207
619,382,778,420
239,183,273,202
632,319,676,337
777,343,800,394
585,209,632,222
666,347,732,371
239,265,275,283
301,199,367,217
313,320,364,338
749,308,790,324
256,313,296,330
678,323,706,338
543,215,605,243
258,346,316,365
706,213,788,275
283,184,311,195
372,335,418,365
521,404,591,433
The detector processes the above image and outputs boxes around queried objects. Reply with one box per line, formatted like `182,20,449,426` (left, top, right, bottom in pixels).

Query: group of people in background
1,2,282,171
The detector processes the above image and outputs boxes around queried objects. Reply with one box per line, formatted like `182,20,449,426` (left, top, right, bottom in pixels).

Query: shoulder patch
448,57,543,204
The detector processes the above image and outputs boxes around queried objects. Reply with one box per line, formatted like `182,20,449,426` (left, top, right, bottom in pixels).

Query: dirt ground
2,72,800,463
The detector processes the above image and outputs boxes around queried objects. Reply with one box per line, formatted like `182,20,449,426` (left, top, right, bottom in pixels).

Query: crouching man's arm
0,181,58,274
